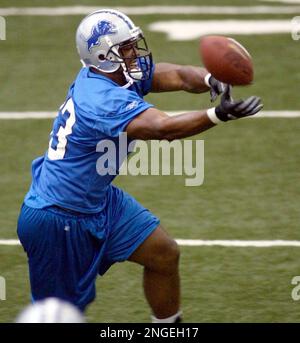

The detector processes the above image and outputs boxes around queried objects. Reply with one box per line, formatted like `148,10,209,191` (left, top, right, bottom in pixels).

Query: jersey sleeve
93,87,154,137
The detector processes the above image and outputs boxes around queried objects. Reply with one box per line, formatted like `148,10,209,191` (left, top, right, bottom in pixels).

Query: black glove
215,85,263,121
206,74,226,102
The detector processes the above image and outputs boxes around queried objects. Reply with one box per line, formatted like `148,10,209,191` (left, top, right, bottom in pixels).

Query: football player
17,9,262,323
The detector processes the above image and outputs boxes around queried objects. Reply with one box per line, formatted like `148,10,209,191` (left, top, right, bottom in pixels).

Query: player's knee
153,238,180,274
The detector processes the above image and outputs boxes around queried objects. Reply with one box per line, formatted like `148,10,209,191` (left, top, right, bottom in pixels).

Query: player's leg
127,225,181,321
17,204,106,311
101,185,181,322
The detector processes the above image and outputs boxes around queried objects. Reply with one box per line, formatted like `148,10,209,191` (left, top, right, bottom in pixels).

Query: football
200,35,253,86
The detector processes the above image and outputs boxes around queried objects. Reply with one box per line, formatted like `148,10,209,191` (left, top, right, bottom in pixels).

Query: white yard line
0,239,20,245
261,0,300,4
2,238,300,247
0,111,57,119
0,111,299,119
149,20,294,40
176,239,300,247
0,6,300,16
167,111,300,118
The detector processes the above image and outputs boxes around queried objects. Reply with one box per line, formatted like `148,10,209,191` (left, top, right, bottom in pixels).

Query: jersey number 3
48,98,76,160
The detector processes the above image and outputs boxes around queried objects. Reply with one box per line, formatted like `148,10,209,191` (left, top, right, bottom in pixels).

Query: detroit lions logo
87,20,117,52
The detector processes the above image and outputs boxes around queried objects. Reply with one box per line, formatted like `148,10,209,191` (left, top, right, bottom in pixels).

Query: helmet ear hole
98,54,106,61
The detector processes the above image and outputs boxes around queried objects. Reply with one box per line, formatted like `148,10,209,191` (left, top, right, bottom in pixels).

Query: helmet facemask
106,34,153,82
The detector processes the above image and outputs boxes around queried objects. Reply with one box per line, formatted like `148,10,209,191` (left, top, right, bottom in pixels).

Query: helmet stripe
96,9,134,29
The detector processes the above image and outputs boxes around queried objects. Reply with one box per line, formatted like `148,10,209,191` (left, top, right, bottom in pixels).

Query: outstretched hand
208,75,226,102
215,85,263,121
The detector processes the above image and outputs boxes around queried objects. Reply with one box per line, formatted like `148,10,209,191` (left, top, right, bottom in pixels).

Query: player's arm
151,63,210,93
151,63,225,101
126,107,214,141
126,85,263,141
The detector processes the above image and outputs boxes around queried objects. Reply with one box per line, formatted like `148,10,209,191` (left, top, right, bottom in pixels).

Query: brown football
200,35,253,86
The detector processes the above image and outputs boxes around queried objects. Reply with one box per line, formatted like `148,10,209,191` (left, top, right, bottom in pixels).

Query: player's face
119,41,140,71
118,36,149,72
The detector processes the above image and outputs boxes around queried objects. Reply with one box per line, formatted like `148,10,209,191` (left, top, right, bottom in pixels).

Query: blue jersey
25,67,154,213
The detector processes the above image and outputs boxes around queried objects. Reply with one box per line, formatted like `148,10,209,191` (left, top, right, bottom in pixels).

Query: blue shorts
17,185,160,311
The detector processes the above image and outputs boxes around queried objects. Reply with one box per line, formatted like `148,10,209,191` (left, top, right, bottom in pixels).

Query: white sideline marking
2,239,300,247
0,111,299,120
1,6,300,16
149,20,293,40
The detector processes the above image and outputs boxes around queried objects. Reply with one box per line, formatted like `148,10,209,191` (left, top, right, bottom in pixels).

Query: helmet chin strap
121,72,135,89
120,62,143,89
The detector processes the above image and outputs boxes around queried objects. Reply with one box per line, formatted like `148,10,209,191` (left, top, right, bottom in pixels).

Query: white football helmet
15,298,85,323
76,9,152,84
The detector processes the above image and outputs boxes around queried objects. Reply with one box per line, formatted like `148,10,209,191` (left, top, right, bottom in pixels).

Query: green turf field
0,0,300,323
